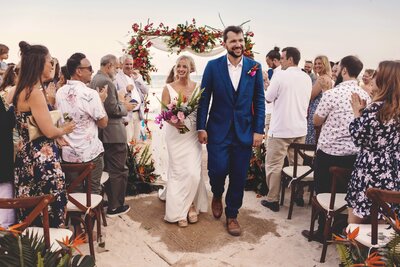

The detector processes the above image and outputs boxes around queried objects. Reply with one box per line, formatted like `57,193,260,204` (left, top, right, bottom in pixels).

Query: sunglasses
77,65,93,72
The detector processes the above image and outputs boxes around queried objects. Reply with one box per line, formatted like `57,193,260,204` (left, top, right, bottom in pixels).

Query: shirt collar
227,56,243,68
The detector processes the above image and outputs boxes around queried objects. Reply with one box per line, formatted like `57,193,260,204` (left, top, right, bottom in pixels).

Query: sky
2,0,400,78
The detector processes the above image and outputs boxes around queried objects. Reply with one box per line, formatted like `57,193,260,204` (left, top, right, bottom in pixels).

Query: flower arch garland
126,19,255,83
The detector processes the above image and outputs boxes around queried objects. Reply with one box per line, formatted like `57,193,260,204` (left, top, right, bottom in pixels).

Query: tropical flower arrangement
126,19,255,83
246,144,268,196
332,215,400,266
155,86,204,134
126,142,161,196
0,225,94,267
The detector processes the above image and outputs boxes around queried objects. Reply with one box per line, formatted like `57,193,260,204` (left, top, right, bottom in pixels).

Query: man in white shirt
262,47,312,212
302,55,370,242
56,53,108,194
114,55,149,143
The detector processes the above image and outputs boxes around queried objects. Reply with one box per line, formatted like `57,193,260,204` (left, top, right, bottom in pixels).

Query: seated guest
0,93,15,227
346,60,400,223
302,55,371,242
56,53,108,195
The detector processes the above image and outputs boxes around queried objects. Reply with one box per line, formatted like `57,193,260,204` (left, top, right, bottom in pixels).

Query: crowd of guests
0,42,148,229
0,34,399,250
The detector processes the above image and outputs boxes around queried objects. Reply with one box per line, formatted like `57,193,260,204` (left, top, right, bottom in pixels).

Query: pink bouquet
155,86,204,134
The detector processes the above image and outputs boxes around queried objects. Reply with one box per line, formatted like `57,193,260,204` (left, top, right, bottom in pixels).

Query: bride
161,55,208,227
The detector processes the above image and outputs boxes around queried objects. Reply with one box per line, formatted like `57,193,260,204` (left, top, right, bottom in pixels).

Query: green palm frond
336,244,354,267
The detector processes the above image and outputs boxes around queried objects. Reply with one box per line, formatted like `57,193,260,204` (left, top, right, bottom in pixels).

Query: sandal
178,220,188,228
188,205,198,224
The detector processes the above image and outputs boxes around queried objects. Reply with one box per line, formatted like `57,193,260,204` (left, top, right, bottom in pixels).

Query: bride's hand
168,120,186,129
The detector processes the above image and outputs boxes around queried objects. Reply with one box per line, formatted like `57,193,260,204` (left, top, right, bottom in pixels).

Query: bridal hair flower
247,63,259,77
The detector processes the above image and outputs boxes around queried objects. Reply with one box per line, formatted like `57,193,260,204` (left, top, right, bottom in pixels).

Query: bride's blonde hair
175,55,196,75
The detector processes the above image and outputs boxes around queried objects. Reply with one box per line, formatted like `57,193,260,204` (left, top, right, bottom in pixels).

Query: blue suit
197,55,265,218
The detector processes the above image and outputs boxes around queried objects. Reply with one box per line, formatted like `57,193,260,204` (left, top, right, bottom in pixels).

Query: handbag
27,110,62,142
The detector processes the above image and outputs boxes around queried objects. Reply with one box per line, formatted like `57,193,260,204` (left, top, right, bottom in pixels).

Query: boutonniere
247,63,259,77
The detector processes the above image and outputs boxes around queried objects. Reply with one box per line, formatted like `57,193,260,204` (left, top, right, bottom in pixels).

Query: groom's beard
227,46,243,58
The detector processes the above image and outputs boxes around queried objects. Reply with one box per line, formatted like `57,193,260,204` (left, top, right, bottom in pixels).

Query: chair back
366,188,400,245
61,162,95,212
0,195,54,248
328,167,352,212
289,143,316,178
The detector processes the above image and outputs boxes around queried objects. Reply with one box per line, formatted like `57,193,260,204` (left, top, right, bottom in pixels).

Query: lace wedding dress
162,84,208,222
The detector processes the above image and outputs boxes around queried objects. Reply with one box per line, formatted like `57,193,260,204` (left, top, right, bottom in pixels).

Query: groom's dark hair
223,26,244,42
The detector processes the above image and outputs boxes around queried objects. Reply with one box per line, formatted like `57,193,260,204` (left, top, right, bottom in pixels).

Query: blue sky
3,0,400,76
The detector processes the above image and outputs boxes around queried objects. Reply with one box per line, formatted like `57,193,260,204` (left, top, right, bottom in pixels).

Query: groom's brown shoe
226,218,241,236
211,197,223,219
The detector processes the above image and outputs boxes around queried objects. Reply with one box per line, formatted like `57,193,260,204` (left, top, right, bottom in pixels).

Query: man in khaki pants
261,47,312,212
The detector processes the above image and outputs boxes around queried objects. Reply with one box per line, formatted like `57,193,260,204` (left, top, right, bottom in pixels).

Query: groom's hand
198,130,208,144
253,133,263,147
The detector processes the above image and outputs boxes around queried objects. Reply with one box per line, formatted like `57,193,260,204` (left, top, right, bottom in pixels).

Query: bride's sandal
188,205,198,224
178,220,188,228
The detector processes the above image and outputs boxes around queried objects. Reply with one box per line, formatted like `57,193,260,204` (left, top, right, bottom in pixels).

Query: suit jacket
0,97,15,183
114,70,149,120
197,55,265,145
90,71,127,143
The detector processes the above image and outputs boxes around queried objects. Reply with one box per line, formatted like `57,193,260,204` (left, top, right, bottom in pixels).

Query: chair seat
347,223,394,248
303,150,315,158
67,193,103,211
100,171,109,185
24,227,73,252
282,166,314,181
316,193,347,211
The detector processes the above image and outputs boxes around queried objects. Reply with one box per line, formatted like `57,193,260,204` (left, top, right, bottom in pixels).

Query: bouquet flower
155,86,204,134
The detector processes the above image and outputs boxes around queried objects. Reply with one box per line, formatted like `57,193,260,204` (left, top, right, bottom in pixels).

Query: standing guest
56,53,108,194
90,54,135,217
261,47,312,212
331,61,339,83
304,60,317,84
0,44,9,84
0,92,15,227
197,25,265,236
360,69,375,97
346,60,400,223
114,55,149,143
0,64,17,98
306,55,332,145
13,41,75,227
57,65,71,89
301,55,370,242
264,47,281,138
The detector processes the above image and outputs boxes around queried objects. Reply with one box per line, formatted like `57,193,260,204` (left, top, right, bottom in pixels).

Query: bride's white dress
163,84,208,222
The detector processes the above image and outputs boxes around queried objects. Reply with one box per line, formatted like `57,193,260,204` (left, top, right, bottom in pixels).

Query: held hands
56,136,70,147
253,133,263,147
198,131,208,144
350,92,367,118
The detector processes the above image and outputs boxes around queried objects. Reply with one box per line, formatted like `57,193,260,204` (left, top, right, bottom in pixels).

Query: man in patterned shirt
302,55,371,242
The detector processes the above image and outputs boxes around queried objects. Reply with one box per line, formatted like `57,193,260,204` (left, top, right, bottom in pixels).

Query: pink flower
167,103,174,110
177,111,185,121
250,70,256,77
170,115,178,124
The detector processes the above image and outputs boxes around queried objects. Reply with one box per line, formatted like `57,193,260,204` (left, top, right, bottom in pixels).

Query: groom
197,25,265,236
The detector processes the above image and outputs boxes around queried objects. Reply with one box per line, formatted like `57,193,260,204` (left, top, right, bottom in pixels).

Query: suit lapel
218,55,234,102
237,57,250,97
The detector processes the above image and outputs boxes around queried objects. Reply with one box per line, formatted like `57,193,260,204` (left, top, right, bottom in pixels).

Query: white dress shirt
227,56,243,91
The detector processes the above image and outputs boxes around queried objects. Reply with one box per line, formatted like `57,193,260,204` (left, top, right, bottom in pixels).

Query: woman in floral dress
13,41,75,227
346,60,400,223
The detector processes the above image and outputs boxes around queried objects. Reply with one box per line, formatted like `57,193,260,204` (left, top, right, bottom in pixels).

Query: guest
305,55,332,145
262,47,312,212
0,92,16,227
13,41,75,227
301,55,370,242
346,60,400,223
0,44,9,84
114,55,149,143
56,53,108,194
360,69,375,97
265,47,281,80
331,61,339,83
90,54,134,217
162,55,208,227
304,60,317,84
0,64,17,99
57,65,71,89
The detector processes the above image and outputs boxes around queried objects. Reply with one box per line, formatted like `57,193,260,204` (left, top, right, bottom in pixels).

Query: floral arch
126,19,255,83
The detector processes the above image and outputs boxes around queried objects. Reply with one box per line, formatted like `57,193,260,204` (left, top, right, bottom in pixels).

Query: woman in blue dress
305,55,332,144
346,60,400,223
13,41,75,227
